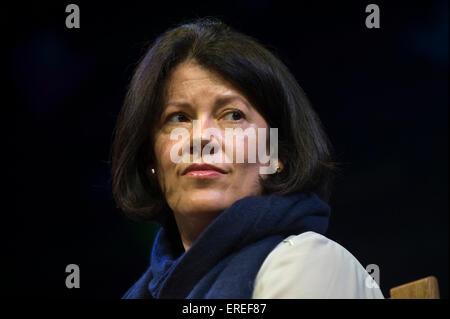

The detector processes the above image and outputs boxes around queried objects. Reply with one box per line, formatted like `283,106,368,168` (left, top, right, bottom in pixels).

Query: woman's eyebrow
214,95,250,110
166,95,248,107
162,101,194,117
165,95,250,110
165,101,192,109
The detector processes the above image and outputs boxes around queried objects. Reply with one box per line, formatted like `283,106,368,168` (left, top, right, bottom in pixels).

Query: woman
111,18,384,299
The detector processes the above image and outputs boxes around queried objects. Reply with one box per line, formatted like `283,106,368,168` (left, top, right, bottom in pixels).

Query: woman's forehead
164,64,247,108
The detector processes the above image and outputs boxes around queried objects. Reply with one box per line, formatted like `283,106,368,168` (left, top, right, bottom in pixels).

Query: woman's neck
173,210,222,251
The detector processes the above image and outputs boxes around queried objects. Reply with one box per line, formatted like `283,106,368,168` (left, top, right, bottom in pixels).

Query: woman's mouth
182,163,228,178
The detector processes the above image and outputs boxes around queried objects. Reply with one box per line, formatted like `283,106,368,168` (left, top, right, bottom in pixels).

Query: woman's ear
146,166,156,178
259,159,283,180
277,160,284,173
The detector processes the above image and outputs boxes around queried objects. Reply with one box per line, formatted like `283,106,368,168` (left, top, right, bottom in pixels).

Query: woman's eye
168,113,189,123
223,111,243,121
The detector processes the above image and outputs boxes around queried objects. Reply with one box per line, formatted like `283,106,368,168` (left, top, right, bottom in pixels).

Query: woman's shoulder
252,231,385,299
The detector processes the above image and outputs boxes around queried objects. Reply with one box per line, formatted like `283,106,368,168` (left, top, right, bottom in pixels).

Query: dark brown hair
111,17,338,222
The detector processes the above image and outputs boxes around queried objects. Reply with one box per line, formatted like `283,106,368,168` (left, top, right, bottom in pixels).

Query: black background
6,1,448,298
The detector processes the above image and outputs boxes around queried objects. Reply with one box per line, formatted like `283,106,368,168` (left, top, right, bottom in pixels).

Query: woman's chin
175,190,232,216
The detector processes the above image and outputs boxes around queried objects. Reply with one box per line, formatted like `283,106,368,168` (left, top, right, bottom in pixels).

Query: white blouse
252,231,385,299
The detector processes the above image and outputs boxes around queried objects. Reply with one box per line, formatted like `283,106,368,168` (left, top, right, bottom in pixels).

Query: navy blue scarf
122,192,330,299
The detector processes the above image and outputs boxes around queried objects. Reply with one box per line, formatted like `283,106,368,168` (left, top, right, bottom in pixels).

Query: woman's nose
190,117,223,157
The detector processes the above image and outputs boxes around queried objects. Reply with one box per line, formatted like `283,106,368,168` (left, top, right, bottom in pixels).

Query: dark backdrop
6,1,448,298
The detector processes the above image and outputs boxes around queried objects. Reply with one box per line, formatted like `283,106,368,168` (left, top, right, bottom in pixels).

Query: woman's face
153,61,270,221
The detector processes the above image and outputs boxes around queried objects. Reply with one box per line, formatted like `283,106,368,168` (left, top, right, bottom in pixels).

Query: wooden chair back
390,276,440,299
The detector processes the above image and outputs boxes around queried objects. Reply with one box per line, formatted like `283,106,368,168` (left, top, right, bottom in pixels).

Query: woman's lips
182,163,228,178
185,170,223,178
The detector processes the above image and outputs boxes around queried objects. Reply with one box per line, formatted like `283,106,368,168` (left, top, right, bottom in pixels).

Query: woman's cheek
154,133,173,171
154,135,178,195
